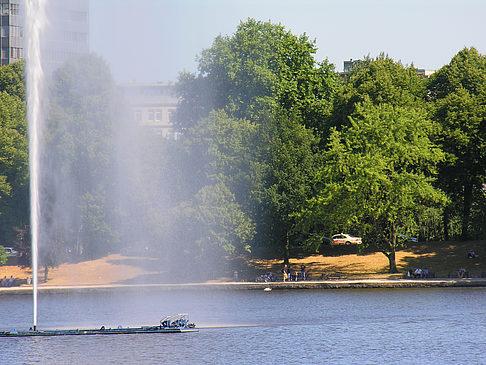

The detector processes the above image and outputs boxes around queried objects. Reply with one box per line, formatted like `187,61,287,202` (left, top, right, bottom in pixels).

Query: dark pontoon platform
0,314,198,337
0,326,198,337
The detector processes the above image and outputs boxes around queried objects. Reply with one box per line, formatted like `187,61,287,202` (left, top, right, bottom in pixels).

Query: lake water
1,287,485,364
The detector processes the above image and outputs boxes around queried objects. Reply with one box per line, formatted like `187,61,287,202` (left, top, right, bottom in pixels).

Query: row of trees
0,19,485,275
174,20,486,272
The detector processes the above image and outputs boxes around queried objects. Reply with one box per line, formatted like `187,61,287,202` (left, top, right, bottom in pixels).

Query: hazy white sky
89,0,486,83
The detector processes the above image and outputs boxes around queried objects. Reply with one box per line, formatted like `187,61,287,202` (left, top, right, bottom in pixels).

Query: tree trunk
44,265,49,282
462,183,472,240
385,250,399,273
283,231,290,265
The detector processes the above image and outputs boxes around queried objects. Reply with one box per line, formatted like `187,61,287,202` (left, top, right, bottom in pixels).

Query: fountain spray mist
25,0,48,331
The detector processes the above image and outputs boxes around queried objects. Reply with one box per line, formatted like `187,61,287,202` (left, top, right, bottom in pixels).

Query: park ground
1,240,485,286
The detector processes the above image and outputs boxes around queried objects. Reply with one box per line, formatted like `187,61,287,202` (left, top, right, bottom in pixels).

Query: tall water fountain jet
25,0,48,331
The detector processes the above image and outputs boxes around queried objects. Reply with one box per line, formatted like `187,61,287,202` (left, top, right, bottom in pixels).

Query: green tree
171,111,259,263
428,47,486,240
175,20,331,262
0,60,25,101
43,54,120,259
0,90,29,245
300,101,446,272
0,246,7,265
331,55,427,134
167,182,254,280
252,112,320,263
175,18,336,132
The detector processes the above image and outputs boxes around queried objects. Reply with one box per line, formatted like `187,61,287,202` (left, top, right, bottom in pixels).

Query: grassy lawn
2,241,486,285
235,240,486,281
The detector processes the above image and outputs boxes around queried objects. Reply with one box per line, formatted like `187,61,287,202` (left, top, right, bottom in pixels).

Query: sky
89,0,486,84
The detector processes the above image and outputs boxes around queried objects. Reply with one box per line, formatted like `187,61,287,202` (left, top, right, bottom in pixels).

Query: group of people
281,264,307,282
0,275,15,287
407,268,429,279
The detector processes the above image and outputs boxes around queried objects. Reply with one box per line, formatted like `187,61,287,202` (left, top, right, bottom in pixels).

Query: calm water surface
0,288,485,364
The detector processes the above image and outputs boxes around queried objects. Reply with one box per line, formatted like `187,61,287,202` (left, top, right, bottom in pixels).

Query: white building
119,83,180,140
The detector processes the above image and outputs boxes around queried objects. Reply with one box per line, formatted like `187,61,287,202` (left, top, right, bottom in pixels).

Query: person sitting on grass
413,268,422,278
422,268,429,279
6,276,14,287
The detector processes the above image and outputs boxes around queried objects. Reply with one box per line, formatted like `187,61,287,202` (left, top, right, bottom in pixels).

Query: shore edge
2,278,486,295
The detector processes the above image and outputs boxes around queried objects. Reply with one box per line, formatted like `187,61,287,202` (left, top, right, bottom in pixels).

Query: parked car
331,233,362,245
397,234,418,243
321,237,332,245
1,247,20,257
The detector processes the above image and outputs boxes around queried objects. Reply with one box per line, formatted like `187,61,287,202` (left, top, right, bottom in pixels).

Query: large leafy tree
175,20,331,261
43,54,120,260
252,112,320,263
170,111,258,261
0,61,28,246
428,47,486,240
330,55,427,134
175,18,336,132
169,182,255,268
300,101,446,272
0,60,25,101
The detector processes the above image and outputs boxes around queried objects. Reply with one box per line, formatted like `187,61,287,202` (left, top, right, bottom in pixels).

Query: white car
2,247,19,257
332,233,362,245
398,234,418,243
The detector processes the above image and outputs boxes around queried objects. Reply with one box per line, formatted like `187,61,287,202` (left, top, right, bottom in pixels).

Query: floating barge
0,314,198,337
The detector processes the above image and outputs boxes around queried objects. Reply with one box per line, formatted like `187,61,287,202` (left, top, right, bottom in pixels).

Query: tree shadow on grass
397,240,486,278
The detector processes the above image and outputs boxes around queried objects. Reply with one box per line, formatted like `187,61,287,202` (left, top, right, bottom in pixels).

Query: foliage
251,112,320,261
428,47,486,239
0,246,7,265
0,61,29,246
175,18,337,132
299,101,446,272
0,60,25,101
43,54,120,260
330,55,427,134
171,182,254,259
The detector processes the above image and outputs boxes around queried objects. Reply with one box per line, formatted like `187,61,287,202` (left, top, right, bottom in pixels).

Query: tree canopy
175,18,337,132
299,100,446,272
0,62,28,247
428,47,486,239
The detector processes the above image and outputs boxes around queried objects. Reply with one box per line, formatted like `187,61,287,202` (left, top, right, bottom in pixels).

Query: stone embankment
2,278,486,295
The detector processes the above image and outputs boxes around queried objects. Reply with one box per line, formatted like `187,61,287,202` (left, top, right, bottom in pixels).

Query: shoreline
2,278,486,295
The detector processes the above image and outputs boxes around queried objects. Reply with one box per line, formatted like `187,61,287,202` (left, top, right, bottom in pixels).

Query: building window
1,48,8,60
168,110,175,123
10,26,22,38
148,110,154,121
11,47,23,59
155,110,162,121
1,4,9,15
10,3,19,16
71,11,88,23
1,26,8,38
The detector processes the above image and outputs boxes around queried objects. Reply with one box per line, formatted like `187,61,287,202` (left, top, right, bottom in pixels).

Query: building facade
41,0,89,75
119,83,180,140
0,0,23,65
0,0,89,73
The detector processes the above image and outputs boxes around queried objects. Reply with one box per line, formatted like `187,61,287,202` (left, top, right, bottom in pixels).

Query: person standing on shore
301,264,306,280
282,265,288,282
